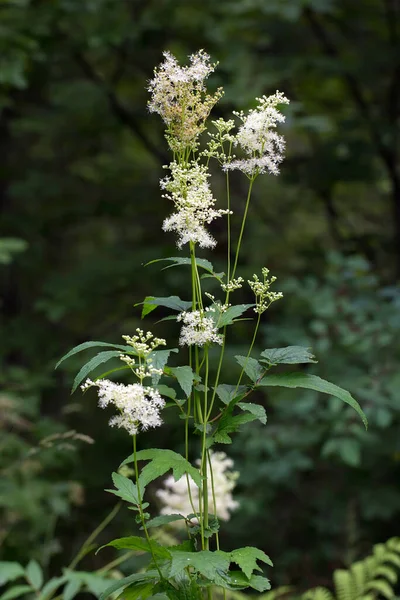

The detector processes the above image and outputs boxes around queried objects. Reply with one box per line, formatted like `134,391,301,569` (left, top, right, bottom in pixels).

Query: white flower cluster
221,277,244,293
148,50,223,152
161,161,230,249
248,267,283,314
81,379,165,436
156,451,239,522
177,309,223,347
224,91,290,177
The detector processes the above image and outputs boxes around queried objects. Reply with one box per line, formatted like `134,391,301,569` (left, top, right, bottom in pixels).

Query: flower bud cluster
122,329,166,358
248,267,283,314
221,277,244,292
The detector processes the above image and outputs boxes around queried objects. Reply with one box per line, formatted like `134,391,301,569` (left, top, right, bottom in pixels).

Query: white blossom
224,91,289,177
162,161,230,249
156,451,239,522
81,379,165,436
177,309,223,346
148,50,223,152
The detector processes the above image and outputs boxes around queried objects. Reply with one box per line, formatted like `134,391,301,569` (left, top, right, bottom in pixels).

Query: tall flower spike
148,50,223,153
224,91,290,177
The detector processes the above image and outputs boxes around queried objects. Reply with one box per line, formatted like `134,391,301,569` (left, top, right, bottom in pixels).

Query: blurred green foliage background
1,0,399,590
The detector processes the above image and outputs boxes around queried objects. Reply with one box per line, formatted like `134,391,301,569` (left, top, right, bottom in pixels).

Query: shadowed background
1,0,400,588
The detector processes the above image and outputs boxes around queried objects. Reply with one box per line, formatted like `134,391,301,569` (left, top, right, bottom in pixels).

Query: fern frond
334,569,355,600
365,578,396,599
372,565,398,584
302,587,334,600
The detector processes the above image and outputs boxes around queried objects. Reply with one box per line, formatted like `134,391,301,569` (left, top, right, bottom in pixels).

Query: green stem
68,502,121,570
235,312,261,393
133,435,164,581
231,177,255,281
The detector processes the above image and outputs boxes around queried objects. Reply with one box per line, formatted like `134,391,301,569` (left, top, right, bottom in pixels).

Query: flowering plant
58,50,367,600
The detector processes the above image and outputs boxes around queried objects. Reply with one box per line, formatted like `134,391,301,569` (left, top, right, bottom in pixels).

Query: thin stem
133,435,164,581
231,177,255,281
68,503,121,570
226,169,231,284
235,312,261,393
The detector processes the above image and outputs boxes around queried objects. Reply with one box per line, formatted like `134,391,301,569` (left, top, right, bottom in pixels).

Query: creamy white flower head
148,50,223,152
177,309,223,346
156,451,239,523
224,91,289,177
162,161,230,249
81,379,165,435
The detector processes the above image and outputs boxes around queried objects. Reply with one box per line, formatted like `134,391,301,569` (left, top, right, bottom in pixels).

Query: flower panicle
249,267,283,314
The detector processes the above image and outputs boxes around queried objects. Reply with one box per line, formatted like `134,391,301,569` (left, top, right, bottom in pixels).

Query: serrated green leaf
230,547,273,579
155,385,177,400
0,585,35,600
214,411,258,444
217,304,253,327
258,373,367,429
237,402,267,425
168,550,230,581
235,356,264,383
247,575,272,592
140,296,192,319
216,571,271,592
56,341,134,369
169,366,194,397
215,384,247,405
0,585,34,600
259,346,317,366
150,349,178,384
102,536,171,560
25,560,43,590
145,514,186,529
63,579,81,600
120,582,155,600
121,449,201,488
37,577,66,600
72,351,123,393
146,256,214,274
0,563,25,586
100,572,160,600
106,472,140,505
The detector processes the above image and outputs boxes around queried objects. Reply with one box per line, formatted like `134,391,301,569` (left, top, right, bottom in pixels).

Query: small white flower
82,379,165,436
224,91,289,177
177,310,223,346
156,451,239,522
162,161,230,249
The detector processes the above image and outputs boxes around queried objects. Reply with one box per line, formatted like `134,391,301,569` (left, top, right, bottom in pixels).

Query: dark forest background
1,0,400,589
